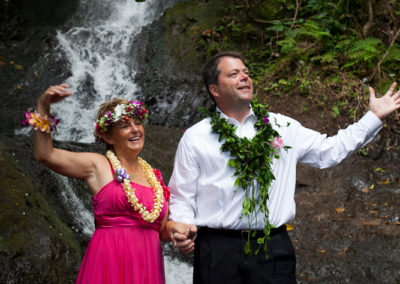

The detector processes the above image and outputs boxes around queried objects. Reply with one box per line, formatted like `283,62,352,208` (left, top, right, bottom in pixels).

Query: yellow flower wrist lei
21,109,60,133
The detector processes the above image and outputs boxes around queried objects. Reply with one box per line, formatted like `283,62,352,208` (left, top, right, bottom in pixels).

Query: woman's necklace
201,100,289,256
106,150,164,223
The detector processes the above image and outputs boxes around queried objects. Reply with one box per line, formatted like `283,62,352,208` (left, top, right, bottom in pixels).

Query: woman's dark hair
202,51,244,103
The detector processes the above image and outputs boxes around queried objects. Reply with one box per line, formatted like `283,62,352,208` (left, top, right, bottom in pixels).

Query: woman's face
106,118,145,156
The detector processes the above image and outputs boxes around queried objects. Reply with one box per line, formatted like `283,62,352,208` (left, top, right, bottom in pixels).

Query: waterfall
23,0,193,282
52,0,175,143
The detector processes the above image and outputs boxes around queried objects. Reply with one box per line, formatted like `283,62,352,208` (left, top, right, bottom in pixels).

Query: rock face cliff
132,0,230,127
0,139,82,283
0,0,79,136
1,1,83,282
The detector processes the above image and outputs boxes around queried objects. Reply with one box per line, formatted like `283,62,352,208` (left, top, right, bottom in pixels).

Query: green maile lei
200,100,290,257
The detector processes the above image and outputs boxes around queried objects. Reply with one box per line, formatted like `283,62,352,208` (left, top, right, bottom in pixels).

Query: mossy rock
131,0,233,127
161,0,229,72
0,141,82,283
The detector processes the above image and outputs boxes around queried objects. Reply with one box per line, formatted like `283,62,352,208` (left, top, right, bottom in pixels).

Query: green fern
334,38,352,53
295,20,331,41
383,44,400,63
342,38,383,70
277,37,297,55
311,51,338,64
277,20,331,56
348,38,382,56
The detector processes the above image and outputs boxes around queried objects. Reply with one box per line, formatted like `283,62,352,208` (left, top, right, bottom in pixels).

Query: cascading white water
52,0,171,143
55,175,95,235
42,1,193,282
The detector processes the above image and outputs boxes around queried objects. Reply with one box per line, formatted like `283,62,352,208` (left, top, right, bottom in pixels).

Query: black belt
199,225,287,239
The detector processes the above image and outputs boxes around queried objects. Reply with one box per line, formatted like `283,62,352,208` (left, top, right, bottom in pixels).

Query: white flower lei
106,150,164,223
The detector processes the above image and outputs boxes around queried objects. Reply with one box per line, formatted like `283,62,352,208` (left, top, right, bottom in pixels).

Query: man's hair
202,51,244,103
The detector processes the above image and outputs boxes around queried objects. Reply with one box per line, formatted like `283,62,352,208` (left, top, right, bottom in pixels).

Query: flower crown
94,100,148,141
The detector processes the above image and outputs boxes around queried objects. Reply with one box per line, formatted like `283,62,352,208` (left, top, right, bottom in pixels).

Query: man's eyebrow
228,67,248,73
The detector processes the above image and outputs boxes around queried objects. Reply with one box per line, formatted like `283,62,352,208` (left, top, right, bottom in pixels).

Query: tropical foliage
198,0,400,127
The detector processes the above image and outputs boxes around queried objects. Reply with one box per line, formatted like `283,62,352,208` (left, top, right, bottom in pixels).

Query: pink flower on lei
269,136,284,150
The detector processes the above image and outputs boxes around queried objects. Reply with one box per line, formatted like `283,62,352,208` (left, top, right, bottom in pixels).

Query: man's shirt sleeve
168,132,200,224
295,111,382,168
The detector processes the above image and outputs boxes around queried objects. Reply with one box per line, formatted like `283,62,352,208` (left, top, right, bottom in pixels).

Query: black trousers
193,226,296,284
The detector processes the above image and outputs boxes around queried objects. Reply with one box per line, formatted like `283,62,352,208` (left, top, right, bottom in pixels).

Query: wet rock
0,140,82,283
132,0,231,127
0,0,78,136
294,150,400,283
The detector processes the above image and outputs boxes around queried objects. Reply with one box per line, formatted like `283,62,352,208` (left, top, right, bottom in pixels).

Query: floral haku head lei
94,100,148,141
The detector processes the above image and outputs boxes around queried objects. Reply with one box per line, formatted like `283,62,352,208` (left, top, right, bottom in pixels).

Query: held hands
166,221,197,254
38,84,72,112
369,82,400,120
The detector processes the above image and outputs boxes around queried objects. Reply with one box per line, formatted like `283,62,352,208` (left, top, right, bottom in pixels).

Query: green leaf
242,197,251,209
244,241,252,256
332,106,340,118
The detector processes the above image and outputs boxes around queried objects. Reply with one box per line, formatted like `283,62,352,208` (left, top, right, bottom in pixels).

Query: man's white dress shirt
169,108,382,229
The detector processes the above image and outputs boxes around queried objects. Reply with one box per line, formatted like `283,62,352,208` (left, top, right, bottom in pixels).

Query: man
167,51,400,283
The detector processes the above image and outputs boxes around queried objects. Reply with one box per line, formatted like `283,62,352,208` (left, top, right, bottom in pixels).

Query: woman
29,84,171,283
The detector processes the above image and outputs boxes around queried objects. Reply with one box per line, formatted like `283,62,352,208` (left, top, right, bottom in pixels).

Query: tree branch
290,0,301,29
369,27,400,82
253,18,294,24
362,0,374,38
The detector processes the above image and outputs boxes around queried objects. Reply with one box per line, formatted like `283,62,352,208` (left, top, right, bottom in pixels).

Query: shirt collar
216,105,256,125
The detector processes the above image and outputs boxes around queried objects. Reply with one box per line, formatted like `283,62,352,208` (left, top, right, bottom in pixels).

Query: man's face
210,57,253,109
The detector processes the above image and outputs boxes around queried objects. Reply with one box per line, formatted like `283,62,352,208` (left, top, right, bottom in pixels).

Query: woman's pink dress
76,166,170,284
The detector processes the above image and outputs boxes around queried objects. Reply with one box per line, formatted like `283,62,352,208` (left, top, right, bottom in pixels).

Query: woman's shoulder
91,152,112,171
86,152,114,195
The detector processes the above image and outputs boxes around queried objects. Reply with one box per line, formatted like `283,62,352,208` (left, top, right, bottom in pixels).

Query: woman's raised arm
33,84,104,183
